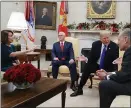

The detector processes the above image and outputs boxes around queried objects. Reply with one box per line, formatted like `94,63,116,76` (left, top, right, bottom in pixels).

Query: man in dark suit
70,31,119,97
52,31,77,91
97,28,131,108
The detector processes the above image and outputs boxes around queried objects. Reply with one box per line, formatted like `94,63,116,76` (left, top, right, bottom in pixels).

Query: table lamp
7,12,28,51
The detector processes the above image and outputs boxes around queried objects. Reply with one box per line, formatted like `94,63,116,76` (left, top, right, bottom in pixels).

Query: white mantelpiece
68,30,119,38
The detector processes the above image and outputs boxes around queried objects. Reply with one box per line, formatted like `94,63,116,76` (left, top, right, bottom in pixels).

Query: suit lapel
63,41,66,52
98,42,102,58
58,42,61,52
106,42,111,54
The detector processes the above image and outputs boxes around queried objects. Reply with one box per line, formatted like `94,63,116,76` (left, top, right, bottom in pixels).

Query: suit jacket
52,41,74,61
87,40,119,72
110,46,131,83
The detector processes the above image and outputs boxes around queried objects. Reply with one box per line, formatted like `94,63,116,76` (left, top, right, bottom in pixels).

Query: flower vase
13,82,33,89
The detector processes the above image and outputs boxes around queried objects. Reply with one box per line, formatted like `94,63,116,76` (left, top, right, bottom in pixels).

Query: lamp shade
7,12,28,31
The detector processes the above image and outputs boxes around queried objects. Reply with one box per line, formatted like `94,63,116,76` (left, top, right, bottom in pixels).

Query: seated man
70,30,119,97
97,28,131,108
52,31,78,91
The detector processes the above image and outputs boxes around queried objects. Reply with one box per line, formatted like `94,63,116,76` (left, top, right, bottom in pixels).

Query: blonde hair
100,30,112,37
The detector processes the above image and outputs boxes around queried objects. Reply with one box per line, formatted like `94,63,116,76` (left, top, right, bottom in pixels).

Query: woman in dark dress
1,30,33,71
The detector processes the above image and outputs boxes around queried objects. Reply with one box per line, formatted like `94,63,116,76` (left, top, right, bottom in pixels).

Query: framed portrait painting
87,0,116,19
34,1,57,30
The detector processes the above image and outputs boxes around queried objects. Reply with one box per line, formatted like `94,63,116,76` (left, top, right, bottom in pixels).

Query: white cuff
112,72,116,74
85,57,88,63
106,75,110,80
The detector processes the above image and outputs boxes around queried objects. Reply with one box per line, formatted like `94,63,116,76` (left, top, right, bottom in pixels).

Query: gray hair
119,28,131,41
100,30,112,37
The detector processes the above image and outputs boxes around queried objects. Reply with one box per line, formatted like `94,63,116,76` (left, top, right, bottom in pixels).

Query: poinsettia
3,64,41,84
76,22,90,30
109,23,119,32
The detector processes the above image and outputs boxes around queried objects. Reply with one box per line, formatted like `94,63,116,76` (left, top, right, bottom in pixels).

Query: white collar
60,41,65,44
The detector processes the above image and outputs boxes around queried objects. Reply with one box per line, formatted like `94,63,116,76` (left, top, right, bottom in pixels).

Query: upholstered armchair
47,37,79,80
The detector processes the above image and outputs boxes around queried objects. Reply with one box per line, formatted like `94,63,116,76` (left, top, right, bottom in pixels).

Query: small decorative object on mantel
3,64,41,89
123,23,131,29
67,22,76,30
41,36,47,49
67,21,125,33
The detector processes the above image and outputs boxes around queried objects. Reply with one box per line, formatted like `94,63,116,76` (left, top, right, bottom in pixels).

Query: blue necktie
99,45,107,69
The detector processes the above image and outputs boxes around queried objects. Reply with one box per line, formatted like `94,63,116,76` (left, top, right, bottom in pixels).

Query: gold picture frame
87,0,116,19
34,1,57,30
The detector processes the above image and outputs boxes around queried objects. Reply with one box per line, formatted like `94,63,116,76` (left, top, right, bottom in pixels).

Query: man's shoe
71,85,77,91
70,81,77,91
70,89,83,97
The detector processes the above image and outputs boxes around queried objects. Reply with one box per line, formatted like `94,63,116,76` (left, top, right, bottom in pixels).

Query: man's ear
124,36,128,43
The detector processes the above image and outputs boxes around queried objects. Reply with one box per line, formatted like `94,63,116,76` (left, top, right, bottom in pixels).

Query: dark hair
1,30,13,44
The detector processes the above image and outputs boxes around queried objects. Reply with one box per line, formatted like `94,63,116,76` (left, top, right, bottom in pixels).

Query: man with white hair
70,30,119,97
97,28,131,108
52,32,78,91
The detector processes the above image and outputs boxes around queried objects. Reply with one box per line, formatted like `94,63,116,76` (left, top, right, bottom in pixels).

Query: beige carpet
38,71,130,108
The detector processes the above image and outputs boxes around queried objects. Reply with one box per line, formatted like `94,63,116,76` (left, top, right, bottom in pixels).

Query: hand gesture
69,59,75,64
76,55,88,62
96,69,107,80
112,57,122,64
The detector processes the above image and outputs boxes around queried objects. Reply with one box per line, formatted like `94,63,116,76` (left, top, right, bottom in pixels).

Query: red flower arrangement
76,22,90,30
93,21,107,30
3,64,41,84
109,23,119,32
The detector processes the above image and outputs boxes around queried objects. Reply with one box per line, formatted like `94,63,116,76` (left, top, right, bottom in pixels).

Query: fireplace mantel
68,30,119,37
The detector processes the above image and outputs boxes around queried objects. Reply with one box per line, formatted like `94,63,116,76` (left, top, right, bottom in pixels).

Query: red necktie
60,42,64,52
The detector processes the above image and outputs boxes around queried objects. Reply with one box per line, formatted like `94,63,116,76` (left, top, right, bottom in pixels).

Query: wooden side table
26,52,41,69
34,49,51,54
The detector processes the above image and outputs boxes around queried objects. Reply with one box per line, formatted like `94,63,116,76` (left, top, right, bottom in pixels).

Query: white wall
1,1,130,46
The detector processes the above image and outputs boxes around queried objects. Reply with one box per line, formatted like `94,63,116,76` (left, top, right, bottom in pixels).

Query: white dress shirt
60,41,65,46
